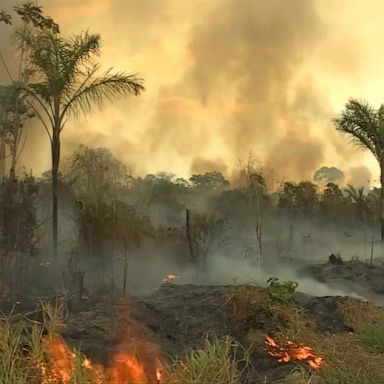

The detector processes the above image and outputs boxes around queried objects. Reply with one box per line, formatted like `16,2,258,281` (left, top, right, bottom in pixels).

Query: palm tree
334,99,384,241
12,4,144,263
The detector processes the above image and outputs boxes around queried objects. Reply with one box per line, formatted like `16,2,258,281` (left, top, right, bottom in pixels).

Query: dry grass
337,297,384,331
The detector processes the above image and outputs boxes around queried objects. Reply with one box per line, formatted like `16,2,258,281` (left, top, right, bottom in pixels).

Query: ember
265,335,324,369
162,274,180,283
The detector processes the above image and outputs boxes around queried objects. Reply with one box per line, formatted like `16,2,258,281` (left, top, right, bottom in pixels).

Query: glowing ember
156,360,164,383
265,335,324,369
162,274,180,283
40,261,50,267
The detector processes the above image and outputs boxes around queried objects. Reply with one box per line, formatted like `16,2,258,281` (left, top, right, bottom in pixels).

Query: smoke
190,157,227,175
0,0,380,183
346,165,372,187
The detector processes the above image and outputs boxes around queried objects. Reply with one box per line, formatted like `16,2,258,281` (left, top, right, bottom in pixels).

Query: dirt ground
2,260,384,383
59,281,370,383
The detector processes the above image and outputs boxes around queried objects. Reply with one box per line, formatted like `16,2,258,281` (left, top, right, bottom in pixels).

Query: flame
162,274,180,283
41,336,75,383
265,335,324,369
39,335,163,384
156,359,164,382
108,352,147,383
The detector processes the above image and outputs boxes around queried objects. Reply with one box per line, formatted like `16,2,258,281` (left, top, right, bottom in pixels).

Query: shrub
267,277,298,305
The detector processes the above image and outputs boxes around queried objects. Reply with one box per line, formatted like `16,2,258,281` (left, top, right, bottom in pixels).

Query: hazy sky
1,0,383,185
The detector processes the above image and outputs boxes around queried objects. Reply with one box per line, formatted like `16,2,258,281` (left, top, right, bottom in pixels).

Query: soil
298,259,384,305
60,282,362,383
2,260,384,383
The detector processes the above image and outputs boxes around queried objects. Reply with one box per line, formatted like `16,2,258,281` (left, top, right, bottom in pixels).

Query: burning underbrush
225,282,384,383
1,283,384,383
0,298,166,384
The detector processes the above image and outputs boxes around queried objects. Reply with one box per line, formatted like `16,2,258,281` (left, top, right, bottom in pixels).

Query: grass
359,322,384,353
0,300,99,384
225,285,384,384
165,336,249,384
0,320,29,384
1,287,384,383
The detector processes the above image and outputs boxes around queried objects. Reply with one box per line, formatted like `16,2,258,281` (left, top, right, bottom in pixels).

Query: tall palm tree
13,5,144,263
334,99,384,241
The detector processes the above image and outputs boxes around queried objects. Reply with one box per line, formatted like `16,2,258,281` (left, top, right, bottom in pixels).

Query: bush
267,277,298,305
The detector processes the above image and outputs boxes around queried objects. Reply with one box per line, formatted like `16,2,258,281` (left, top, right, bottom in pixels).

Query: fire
40,336,163,384
41,336,75,383
162,274,180,283
265,335,324,369
108,352,146,382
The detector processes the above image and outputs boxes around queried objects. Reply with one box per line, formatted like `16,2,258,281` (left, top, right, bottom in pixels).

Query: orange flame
41,336,75,383
108,352,147,383
265,335,324,369
40,336,163,384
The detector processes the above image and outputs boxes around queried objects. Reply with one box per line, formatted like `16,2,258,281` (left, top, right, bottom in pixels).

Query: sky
1,0,384,186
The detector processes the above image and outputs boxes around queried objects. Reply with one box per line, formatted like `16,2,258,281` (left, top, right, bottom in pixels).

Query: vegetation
165,336,247,384
1,2,144,264
225,285,384,384
1,2,384,384
334,99,384,241
0,300,99,384
267,277,298,305
359,322,384,353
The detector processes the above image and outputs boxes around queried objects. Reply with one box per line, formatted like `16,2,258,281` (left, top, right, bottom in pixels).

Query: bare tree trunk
186,209,196,264
51,131,60,264
122,239,128,297
381,165,384,242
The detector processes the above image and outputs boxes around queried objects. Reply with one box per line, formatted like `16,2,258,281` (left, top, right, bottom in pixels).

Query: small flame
162,274,180,283
265,335,324,369
156,359,164,382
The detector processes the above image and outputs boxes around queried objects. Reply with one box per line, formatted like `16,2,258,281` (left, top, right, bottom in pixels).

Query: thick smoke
0,0,380,182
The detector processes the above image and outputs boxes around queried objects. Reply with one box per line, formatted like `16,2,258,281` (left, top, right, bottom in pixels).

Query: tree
3,3,144,262
334,99,384,241
0,85,33,180
344,184,367,223
189,171,230,192
313,166,344,184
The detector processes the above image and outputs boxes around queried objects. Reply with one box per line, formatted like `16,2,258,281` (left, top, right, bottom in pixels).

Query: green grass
359,322,384,353
0,320,29,384
165,336,248,384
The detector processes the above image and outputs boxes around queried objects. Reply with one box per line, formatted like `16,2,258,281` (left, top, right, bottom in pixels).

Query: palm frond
334,98,383,160
60,32,100,94
62,70,144,119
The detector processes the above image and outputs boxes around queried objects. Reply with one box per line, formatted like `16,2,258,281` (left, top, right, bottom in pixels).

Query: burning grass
0,299,164,384
2,284,384,384
225,284,384,383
